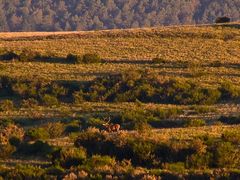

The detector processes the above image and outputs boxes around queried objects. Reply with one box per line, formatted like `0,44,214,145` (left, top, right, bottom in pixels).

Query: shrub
184,119,206,127
191,105,215,114
55,147,87,168
21,98,38,108
41,94,59,106
44,122,65,138
215,16,231,23
12,82,38,98
25,127,50,141
128,139,156,166
4,165,46,179
74,128,105,155
219,82,240,100
152,107,183,119
221,131,240,144
82,155,116,172
133,120,152,133
82,53,101,63
186,153,212,169
66,53,82,64
213,142,240,168
19,49,37,62
73,91,85,103
0,100,15,111
51,83,68,97
0,124,24,145
0,144,16,159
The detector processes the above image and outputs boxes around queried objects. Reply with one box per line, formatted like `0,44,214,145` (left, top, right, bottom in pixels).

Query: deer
102,118,120,133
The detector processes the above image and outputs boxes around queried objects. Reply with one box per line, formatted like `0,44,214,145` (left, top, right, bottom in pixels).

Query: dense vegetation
0,0,239,31
0,24,240,179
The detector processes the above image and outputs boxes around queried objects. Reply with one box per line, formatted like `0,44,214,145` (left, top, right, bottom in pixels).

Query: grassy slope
0,23,239,62
0,24,240,86
0,23,240,169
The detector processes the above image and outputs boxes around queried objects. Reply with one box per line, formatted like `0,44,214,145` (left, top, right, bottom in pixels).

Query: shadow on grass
212,23,240,29
34,55,69,64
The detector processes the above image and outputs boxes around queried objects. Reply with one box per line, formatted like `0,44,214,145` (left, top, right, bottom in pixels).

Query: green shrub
73,91,85,103
0,118,13,128
219,82,240,100
184,119,206,127
0,100,15,111
213,142,240,168
82,53,101,64
41,94,59,106
0,144,16,159
44,122,65,138
152,107,183,119
82,155,116,172
191,105,215,114
186,153,212,169
128,139,156,166
74,128,105,155
5,165,46,179
51,84,68,97
25,127,50,141
57,147,87,168
21,98,38,108
12,81,38,98
222,131,240,144
133,120,152,133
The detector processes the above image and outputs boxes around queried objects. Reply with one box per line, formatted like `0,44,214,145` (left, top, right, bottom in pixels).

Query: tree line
0,0,239,32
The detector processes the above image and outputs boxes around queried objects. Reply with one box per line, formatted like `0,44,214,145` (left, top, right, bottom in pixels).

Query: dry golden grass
0,23,239,62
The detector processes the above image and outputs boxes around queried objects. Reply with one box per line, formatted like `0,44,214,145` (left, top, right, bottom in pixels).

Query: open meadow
0,23,240,179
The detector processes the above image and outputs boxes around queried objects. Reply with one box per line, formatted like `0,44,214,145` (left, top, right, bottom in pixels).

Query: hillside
0,0,239,32
0,24,240,179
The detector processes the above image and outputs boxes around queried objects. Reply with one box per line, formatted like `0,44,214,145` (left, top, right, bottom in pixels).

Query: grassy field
0,23,240,62
0,23,240,179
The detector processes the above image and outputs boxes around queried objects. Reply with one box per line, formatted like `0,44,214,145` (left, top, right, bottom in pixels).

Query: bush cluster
0,50,102,64
81,72,237,105
73,130,240,170
1,72,239,107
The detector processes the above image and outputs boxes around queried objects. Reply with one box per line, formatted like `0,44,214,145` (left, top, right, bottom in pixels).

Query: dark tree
215,16,231,23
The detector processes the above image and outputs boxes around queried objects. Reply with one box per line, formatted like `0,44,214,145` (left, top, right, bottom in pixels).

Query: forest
0,0,239,32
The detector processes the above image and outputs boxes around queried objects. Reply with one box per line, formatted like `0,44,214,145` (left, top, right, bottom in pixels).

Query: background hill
0,0,239,32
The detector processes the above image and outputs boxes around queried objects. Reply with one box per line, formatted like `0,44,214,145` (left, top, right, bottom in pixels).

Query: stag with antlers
102,118,120,133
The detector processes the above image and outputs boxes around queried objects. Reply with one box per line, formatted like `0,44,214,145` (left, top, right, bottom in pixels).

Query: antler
107,117,111,124
103,117,111,125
